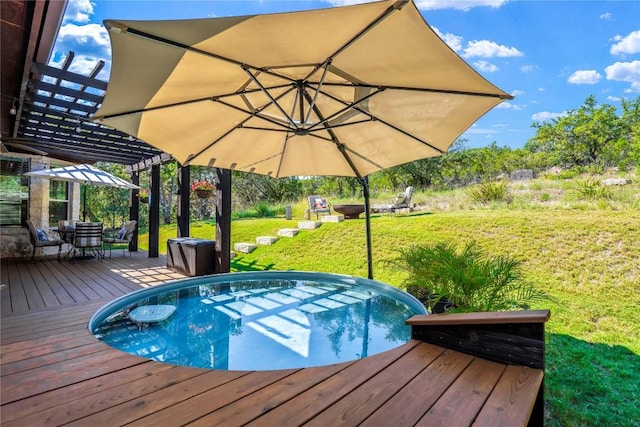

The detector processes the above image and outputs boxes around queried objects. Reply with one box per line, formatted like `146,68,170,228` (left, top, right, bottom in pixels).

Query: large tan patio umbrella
93,0,512,278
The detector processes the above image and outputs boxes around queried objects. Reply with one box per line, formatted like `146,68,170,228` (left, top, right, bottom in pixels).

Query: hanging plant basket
139,194,149,203
191,180,215,199
195,189,213,199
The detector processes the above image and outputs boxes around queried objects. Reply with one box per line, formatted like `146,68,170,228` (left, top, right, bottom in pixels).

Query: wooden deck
1,253,544,426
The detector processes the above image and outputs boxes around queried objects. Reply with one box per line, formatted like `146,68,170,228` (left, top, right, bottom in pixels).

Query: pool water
90,271,426,371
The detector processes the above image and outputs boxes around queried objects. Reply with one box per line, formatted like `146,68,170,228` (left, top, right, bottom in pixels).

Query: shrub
575,179,612,199
232,202,285,219
389,241,554,313
468,180,509,204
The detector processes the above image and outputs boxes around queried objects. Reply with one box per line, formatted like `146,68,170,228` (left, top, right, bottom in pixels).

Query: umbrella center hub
294,128,309,136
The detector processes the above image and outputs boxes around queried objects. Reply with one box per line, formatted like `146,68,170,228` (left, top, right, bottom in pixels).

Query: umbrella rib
305,86,382,130
301,91,368,180
303,60,332,126
113,23,302,90
313,87,446,154
186,87,299,164
213,99,293,132
242,66,296,128
302,0,408,85
320,82,513,100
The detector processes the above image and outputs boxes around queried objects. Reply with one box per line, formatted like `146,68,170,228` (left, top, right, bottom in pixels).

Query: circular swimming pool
89,271,427,371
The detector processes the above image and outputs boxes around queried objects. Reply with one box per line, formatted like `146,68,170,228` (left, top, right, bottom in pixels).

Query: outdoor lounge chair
376,186,414,213
26,219,65,261
103,220,137,257
307,195,332,219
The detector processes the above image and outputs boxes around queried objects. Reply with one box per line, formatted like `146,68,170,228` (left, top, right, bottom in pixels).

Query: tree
86,162,131,228
160,162,177,224
231,171,302,209
526,95,635,169
615,97,640,171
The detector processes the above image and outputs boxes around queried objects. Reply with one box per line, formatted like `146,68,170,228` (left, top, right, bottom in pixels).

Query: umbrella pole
82,184,87,221
361,177,373,280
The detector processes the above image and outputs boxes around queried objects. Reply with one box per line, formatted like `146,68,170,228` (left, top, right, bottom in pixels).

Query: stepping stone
277,228,299,237
321,215,344,223
256,236,279,245
230,251,236,259
298,221,322,230
234,242,257,253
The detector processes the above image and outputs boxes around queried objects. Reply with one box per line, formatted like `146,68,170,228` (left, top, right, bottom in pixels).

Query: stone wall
0,227,33,258
1,155,80,259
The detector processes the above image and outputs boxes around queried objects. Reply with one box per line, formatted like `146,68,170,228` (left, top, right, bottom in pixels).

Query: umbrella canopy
26,163,140,221
93,0,512,277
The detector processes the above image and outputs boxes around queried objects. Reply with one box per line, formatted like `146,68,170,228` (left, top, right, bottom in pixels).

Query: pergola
1,0,231,271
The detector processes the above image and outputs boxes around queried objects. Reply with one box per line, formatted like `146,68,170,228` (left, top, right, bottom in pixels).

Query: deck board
31,259,77,305
245,341,423,427
186,361,356,426
1,253,543,426
417,358,507,426
305,341,446,426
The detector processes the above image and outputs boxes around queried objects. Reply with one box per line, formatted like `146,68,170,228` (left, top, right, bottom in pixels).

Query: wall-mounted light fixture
9,99,18,115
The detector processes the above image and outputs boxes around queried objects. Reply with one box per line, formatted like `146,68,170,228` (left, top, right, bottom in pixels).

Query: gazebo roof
14,57,164,165
1,0,165,167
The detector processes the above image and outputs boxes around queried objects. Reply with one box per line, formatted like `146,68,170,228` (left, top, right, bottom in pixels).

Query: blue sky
52,0,640,149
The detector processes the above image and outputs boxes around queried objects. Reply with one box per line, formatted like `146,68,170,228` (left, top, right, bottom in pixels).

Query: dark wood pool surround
1,254,548,426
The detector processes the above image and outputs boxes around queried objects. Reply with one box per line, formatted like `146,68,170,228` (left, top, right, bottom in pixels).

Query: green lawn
140,208,640,426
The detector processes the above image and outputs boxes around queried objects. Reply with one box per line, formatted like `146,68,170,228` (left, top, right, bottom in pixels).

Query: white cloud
606,96,622,102
62,0,95,24
532,111,566,122
567,70,602,85
462,40,523,58
496,102,524,110
611,30,640,55
415,0,508,11
473,60,499,72
599,12,612,20
520,65,535,73
53,23,111,76
464,124,499,135
605,60,640,92
511,89,525,97
57,23,109,50
432,27,463,52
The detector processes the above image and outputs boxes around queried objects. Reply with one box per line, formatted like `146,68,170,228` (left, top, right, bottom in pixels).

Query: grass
138,175,639,426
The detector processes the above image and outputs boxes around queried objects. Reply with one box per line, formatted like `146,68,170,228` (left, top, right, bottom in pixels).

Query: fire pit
332,204,366,219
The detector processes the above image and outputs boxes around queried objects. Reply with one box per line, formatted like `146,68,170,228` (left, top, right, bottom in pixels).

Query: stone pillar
70,182,81,220
29,178,49,227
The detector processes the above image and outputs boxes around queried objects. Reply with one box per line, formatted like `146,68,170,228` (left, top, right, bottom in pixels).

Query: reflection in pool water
90,271,427,371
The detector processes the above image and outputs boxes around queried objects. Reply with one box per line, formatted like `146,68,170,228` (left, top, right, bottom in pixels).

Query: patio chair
392,186,414,209
378,186,414,213
103,220,137,257
72,222,104,260
307,195,332,219
26,219,65,261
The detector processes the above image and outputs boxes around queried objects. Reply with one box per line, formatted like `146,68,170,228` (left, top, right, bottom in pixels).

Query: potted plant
389,240,554,314
191,180,215,198
138,189,149,204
